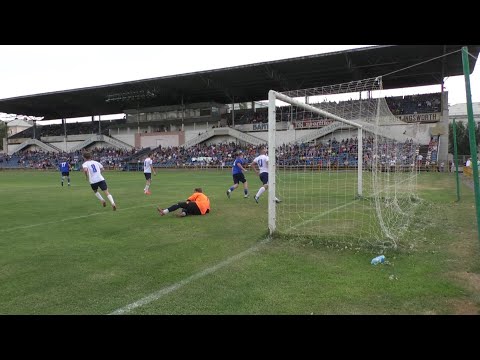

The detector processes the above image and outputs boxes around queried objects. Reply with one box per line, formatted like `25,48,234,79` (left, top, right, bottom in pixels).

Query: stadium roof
0,45,479,121
449,102,480,117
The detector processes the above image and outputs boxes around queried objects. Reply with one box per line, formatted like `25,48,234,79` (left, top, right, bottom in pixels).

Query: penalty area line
109,237,271,315
0,203,155,233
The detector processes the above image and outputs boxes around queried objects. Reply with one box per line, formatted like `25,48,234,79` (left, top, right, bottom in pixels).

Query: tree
449,121,480,155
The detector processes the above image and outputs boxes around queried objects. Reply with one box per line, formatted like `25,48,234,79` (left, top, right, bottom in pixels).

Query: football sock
256,187,266,198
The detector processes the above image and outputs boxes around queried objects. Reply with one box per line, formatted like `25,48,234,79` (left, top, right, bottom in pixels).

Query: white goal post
268,89,364,235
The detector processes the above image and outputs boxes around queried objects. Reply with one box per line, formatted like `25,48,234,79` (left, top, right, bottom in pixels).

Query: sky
0,45,478,124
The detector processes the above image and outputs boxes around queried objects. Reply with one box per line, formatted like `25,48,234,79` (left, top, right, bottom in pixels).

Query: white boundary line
287,201,356,231
108,202,359,315
71,186,407,314
283,172,417,232
109,238,271,315
0,204,155,233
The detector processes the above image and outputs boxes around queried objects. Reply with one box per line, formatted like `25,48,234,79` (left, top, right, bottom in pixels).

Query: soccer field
0,170,479,314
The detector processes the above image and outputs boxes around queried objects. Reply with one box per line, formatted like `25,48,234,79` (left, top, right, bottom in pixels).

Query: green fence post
462,46,480,243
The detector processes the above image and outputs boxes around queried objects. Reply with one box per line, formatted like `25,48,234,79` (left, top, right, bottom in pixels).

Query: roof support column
438,45,448,164
231,96,235,127
181,95,185,132
137,106,140,134
63,118,67,152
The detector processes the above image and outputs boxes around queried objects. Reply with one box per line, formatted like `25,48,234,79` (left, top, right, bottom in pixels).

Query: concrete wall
10,143,43,153
134,131,184,149
84,141,112,150
6,121,439,155
50,141,84,152
8,143,26,154
111,134,135,147
42,134,92,142
438,92,449,163
188,124,434,148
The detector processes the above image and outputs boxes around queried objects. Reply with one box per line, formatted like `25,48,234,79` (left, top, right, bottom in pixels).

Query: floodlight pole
462,46,480,243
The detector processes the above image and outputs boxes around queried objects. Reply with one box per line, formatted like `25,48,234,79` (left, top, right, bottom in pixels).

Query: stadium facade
1,45,479,167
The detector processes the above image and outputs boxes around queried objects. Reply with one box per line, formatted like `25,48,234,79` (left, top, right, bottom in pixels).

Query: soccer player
251,146,281,204
143,152,156,195
59,158,71,187
157,187,210,217
226,151,249,199
82,152,117,211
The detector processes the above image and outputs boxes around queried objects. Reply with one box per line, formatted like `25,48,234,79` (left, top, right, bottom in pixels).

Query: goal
267,77,420,250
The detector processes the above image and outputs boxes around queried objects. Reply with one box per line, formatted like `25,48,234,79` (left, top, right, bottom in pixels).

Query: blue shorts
144,173,152,180
233,173,247,184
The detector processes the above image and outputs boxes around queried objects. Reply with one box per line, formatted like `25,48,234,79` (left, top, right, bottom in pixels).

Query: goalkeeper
157,187,210,217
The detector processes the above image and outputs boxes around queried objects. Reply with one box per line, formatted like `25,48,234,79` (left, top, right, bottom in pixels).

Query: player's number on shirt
258,159,263,167
91,164,97,173
61,162,67,168
144,161,147,168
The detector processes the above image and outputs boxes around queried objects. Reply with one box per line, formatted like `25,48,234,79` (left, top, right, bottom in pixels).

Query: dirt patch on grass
462,177,475,191
446,271,480,314
449,299,479,315
454,271,480,293
90,271,120,281
448,239,478,260
415,184,444,191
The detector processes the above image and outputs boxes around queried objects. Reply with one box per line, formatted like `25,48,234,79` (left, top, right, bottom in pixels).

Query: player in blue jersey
226,151,249,199
59,158,71,187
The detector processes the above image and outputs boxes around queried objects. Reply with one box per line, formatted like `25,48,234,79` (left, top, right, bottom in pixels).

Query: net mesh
271,77,420,250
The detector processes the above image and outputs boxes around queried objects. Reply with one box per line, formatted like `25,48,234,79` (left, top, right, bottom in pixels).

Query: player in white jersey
251,146,281,204
143,152,157,195
82,152,116,211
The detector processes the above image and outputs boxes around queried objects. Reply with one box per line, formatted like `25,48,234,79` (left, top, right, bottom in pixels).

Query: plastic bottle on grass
371,255,385,265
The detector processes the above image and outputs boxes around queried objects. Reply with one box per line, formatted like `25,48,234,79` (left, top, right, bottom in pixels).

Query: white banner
396,112,441,123
234,122,289,132
294,119,335,129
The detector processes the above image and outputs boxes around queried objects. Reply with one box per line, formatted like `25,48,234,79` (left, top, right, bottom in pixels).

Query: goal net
267,77,420,250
